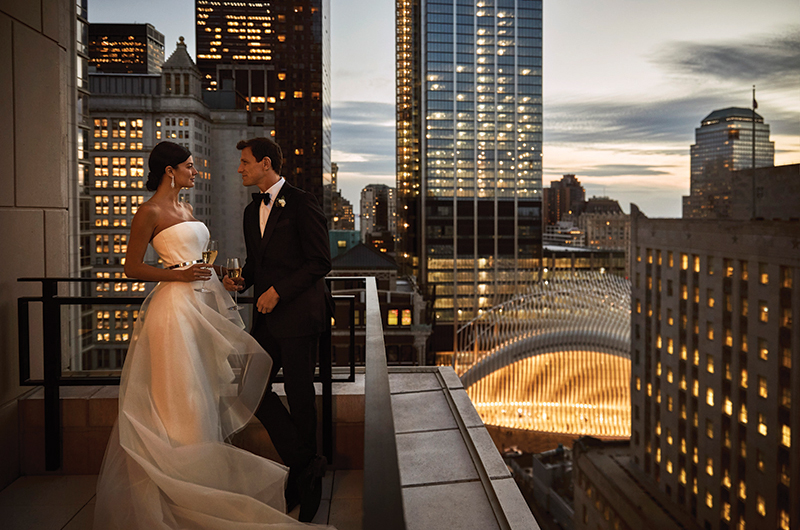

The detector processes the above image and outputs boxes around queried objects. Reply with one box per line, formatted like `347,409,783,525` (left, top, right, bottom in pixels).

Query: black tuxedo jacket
241,181,332,338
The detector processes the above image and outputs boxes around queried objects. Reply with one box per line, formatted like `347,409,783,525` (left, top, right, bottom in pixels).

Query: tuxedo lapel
258,183,294,256
245,201,260,252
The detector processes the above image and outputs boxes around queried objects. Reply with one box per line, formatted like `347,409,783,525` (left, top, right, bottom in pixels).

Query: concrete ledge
389,367,540,530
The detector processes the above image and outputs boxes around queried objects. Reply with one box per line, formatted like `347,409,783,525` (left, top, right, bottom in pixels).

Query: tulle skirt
93,274,317,528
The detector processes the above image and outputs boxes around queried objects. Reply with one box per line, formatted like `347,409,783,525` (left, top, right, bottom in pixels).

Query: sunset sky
91,0,800,218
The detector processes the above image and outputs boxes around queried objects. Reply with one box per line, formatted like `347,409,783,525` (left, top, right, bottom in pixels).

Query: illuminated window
707,322,714,340
647,249,652,263
667,368,673,384
694,287,700,303
668,251,673,267
725,328,733,346
724,397,733,416
681,253,688,270
724,258,733,277
758,376,768,398
782,425,791,447
739,480,746,499
707,289,714,307
759,301,769,322
741,261,749,280
693,255,700,272
387,309,398,326
402,309,412,326
666,459,672,473
780,510,790,530
780,266,792,288
679,468,686,484
782,347,792,368
681,284,688,300
706,387,714,406
293,91,303,98
757,495,766,516
635,376,641,391
707,354,714,373
759,263,768,284
739,403,748,424
706,419,714,438
667,309,673,326
722,469,731,488
722,502,731,522
758,414,767,436
782,308,793,327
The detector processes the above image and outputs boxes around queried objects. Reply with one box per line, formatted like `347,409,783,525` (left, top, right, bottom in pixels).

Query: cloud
331,101,395,163
654,26,800,86
574,164,672,177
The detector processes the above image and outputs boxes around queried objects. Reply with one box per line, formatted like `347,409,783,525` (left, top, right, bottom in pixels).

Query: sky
90,0,800,219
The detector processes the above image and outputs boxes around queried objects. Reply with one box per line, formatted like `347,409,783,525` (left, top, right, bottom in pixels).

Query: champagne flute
226,257,242,310
195,239,218,293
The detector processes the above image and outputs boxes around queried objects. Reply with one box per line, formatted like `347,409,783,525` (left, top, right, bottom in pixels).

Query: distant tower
543,174,585,225
360,184,396,253
684,107,774,218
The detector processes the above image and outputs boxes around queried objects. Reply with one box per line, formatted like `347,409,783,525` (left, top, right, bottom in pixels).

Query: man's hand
257,286,280,313
223,275,245,292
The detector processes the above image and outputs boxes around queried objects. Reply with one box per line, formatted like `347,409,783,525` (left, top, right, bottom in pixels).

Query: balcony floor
0,470,363,529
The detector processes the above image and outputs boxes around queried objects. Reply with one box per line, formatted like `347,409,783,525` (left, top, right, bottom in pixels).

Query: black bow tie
252,192,271,205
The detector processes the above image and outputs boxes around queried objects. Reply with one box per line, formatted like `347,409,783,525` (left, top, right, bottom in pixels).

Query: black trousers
252,328,319,475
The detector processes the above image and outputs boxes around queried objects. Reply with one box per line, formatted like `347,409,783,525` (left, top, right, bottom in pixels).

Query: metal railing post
41,279,62,471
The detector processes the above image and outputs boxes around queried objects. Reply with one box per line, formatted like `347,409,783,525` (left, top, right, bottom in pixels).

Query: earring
170,175,175,189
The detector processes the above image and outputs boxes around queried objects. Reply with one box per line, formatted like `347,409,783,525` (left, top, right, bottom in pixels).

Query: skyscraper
195,0,331,208
683,107,774,218
396,0,543,351
88,23,165,74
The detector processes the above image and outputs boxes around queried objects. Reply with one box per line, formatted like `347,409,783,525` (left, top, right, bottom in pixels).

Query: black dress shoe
298,455,327,522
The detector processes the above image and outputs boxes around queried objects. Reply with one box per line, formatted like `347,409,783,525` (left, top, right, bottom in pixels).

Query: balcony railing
18,275,406,528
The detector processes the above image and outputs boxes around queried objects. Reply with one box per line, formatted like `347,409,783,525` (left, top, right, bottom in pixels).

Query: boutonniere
276,197,286,208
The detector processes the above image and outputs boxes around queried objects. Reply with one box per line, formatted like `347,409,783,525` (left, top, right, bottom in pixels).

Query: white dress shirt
259,177,285,236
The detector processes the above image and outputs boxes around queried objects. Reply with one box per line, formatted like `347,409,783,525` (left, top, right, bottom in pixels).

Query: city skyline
89,0,800,218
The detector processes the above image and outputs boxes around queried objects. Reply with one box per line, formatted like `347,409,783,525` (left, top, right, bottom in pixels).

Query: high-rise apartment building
630,206,798,530
683,108,774,218
88,23,165,74
543,173,585,226
396,0,543,349
195,0,331,209
360,184,396,253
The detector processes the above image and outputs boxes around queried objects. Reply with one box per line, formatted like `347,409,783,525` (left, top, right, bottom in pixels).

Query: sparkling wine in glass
226,257,242,310
195,240,218,293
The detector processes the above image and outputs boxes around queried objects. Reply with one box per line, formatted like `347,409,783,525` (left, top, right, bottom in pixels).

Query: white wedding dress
94,221,321,529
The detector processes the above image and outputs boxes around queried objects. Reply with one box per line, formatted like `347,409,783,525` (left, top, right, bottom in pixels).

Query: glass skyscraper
397,0,543,351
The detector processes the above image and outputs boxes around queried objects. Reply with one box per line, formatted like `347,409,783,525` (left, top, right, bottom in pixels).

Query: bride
94,141,325,528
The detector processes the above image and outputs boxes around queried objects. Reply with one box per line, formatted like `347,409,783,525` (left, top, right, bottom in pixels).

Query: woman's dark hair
236,137,283,174
146,141,192,191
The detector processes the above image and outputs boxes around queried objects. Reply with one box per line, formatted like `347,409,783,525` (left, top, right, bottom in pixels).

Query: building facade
84,37,269,369
683,108,774,219
195,0,332,210
543,174,585,226
330,162,355,230
88,23,165,74
630,206,798,530
360,184,396,253
396,0,544,350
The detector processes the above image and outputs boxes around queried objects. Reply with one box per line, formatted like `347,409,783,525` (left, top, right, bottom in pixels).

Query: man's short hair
236,137,284,174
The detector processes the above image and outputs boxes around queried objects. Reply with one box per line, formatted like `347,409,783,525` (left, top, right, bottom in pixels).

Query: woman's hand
178,264,212,282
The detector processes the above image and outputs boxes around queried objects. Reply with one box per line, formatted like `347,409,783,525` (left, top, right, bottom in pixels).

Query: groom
224,136,331,522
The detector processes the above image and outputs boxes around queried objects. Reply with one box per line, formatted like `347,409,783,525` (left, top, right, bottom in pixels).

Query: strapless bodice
152,221,208,269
